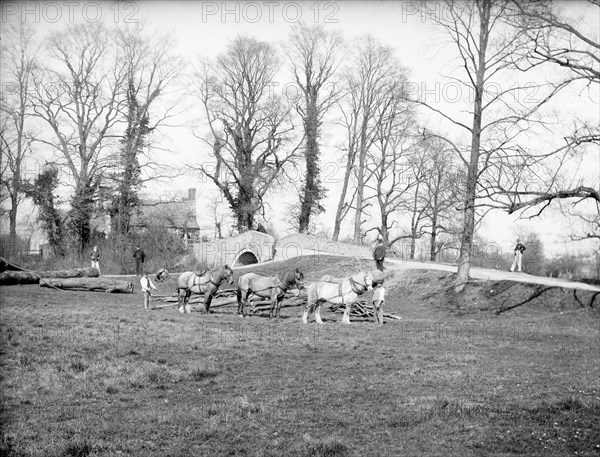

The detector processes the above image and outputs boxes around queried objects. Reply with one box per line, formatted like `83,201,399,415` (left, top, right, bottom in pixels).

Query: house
130,188,200,239
91,188,200,239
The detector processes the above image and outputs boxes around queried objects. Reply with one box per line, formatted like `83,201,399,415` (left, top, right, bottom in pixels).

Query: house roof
131,199,199,230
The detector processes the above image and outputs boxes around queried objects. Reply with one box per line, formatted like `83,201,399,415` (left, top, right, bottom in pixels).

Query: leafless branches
193,36,302,232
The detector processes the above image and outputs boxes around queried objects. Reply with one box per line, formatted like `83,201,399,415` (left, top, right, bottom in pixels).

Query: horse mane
279,270,294,283
215,264,232,278
280,269,302,285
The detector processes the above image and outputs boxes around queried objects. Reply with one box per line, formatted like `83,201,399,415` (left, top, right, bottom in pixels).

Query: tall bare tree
402,149,430,260
364,92,415,246
418,0,562,291
333,36,408,242
419,135,462,261
0,23,36,243
32,24,124,252
288,23,343,234
194,36,300,232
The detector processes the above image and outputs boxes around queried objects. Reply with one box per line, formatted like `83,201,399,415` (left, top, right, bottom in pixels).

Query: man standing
373,238,386,272
90,246,101,275
140,273,158,311
133,245,146,276
372,279,385,325
510,238,526,272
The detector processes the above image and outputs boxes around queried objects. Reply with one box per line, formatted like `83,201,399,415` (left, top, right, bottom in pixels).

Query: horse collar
209,274,221,287
349,276,365,295
277,275,290,292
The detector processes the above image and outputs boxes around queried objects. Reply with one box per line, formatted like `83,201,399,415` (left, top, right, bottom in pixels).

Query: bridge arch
233,250,259,267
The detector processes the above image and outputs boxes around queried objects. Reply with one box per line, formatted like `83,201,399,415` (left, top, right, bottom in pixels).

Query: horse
303,271,374,324
176,265,234,314
236,268,304,318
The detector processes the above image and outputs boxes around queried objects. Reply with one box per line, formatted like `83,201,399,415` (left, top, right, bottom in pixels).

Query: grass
1,256,599,456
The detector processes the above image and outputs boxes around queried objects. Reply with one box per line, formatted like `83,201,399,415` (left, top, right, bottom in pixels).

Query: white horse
303,271,374,324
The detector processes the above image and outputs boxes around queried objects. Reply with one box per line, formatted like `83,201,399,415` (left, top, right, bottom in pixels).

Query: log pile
329,300,402,321
0,267,99,286
39,277,134,293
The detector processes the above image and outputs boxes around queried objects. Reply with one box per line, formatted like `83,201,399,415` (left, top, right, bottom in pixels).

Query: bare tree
495,0,600,213
193,36,301,232
417,0,561,291
288,22,343,234
109,24,180,237
364,95,415,246
402,149,430,260
332,36,408,242
32,24,124,252
420,135,462,261
0,23,36,243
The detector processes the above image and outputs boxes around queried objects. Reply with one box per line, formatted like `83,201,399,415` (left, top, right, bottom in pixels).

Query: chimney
187,188,196,201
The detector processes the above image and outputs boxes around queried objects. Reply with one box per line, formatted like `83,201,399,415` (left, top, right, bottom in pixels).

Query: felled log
0,267,99,286
41,267,99,278
0,270,39,285
39,277,134,293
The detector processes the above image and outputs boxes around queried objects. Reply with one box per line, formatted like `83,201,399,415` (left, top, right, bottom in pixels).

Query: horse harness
191,271,222,289
242,275,292,295
337,275,369,304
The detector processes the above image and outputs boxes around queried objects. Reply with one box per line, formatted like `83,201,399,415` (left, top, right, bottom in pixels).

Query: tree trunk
333,149,355,241
9,196,18,239
430,212,438,261
454,4,489,292
380,214,389,246
0,267,99,286
298,98,323,234
410,235,416,260
353,121,369,242
39,277,134,293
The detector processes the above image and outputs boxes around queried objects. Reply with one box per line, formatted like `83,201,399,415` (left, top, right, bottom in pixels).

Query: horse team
175,264,374,324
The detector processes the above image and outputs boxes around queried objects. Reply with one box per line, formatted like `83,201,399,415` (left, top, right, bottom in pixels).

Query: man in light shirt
509,238,527,273
90,246,100,274
140,273,158,311
372,279,385,325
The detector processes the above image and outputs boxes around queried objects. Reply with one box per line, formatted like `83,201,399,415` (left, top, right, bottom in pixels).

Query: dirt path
385,258,600,292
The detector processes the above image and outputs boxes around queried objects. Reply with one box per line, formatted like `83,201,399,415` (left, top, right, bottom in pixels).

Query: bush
0,234,31,259
18,224,196,275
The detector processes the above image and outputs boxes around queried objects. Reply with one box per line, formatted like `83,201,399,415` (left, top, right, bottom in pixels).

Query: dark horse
236,268,304,318
176,265,234,314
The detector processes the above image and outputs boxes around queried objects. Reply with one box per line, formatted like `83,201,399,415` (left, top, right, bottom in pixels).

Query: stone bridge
192,231,373,267
192,231,276,267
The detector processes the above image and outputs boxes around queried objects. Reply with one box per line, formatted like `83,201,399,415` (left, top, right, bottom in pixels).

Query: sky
2,0,599,257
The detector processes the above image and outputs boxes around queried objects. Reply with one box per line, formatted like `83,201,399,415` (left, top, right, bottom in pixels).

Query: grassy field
1,256,599,456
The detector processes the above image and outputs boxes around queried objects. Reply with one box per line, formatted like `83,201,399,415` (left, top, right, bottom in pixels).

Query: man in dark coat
133,245,146,276
373,239,386,272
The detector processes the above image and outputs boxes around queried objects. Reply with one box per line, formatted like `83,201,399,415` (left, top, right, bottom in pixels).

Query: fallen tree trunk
41,267,99,278
39,277,134,293
1,267,99,286
0,270,39,285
